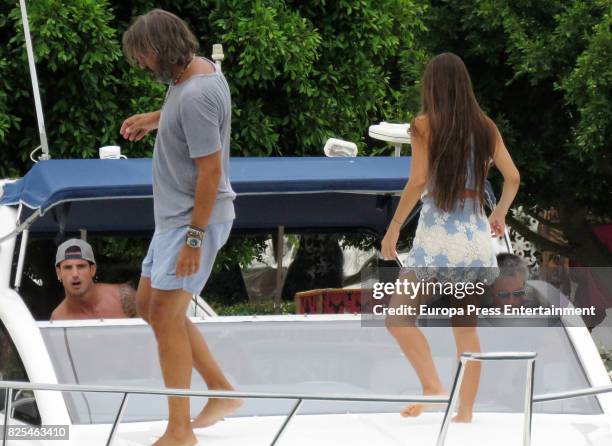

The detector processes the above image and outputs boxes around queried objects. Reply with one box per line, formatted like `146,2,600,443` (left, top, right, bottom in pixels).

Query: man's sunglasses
495,288,526,299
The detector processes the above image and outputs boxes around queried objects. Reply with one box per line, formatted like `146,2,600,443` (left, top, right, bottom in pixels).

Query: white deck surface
101,413,612,446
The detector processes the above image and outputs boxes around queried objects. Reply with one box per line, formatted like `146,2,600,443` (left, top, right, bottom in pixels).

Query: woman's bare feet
191,397,244,429
152,429,197,446
451,405,473,423
400,389,448,417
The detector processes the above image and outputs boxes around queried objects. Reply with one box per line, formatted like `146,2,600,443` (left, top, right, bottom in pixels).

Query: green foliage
423,0,612,265
471,0,611,207
7,1,122,160
212,300,295,315
213,236,268,271
0,0,165,173
0,0,427,167
0,0,429,301
89,236,149,284
600,348,612,379
203,0,428,156
0,0,610,305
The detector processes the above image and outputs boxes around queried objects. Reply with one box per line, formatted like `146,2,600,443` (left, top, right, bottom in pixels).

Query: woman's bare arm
489,124,520,235
380,117,429,260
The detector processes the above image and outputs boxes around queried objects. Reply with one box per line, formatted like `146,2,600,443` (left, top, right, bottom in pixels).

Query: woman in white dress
381,53,520,422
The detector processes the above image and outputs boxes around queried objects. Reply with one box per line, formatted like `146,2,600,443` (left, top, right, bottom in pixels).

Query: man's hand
176,244,201,277
120,111,161,141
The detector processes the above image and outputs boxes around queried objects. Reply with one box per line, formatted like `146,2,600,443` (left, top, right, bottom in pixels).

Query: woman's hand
488,208,506,237
381,224,401,260
120,111,160,141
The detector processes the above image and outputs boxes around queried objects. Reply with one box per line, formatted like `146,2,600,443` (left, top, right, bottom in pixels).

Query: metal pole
2,388,12,446
523,359,535,446
13,229,29,291
393,142,402,157
0,380,451,403
436,358,465,446
274,226,285,314
534,384,612,402
503,227,513,253
270,399,302,446
18,0,50,160
106,393,129,446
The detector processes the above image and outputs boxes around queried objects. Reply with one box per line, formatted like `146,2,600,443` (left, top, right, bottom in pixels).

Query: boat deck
102,413,612,445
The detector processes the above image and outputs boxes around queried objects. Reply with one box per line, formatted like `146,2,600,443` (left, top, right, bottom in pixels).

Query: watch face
186,237,201,248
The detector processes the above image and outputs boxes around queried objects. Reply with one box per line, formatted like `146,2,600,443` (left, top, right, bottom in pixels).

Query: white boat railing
1,383,448,446
533,384,612,402
0,352,556,446
437,352,536,446
4,352,612,445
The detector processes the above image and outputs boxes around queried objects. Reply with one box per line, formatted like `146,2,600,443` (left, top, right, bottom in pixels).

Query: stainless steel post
2,388,12,446
523,358,536,446
436,352,537,446
274,225,285,314
13,229,29,291
106,393,129,446
18,0,50,159
436,357,466,446
270,399,303,446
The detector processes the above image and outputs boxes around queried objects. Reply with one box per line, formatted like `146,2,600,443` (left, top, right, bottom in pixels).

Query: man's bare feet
191,397,244,429
400,389,448,417
152,429,197,446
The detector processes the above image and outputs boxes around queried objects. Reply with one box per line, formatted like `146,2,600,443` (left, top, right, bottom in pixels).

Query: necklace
172,56,195,85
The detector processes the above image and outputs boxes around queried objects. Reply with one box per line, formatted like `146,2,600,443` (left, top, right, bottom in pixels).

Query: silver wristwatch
186,225,205,248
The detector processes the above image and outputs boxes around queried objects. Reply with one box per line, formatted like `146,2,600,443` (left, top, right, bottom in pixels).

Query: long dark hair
122,9,199,81
412,53,495,212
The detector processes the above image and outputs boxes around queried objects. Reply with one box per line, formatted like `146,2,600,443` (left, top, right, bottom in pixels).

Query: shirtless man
51,239,137,320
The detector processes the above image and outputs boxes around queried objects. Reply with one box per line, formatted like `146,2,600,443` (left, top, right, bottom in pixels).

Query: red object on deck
295,289,364,314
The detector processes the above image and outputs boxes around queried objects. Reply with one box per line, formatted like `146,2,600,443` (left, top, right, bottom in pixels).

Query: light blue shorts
141,221,232,295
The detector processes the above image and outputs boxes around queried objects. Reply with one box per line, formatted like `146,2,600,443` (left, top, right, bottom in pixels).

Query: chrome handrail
4,354,612,446
0,380,448,446
533,384,612,403
436,352,537,446
0,380,449,402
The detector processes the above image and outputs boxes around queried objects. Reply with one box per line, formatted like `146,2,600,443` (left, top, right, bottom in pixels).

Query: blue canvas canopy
0,157,412,237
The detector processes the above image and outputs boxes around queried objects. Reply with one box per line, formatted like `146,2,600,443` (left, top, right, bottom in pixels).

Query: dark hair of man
411,52,496,212
122,9,199,81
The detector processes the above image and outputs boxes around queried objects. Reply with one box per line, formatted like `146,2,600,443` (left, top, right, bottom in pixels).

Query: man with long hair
121,9,240,446
381,53,520,422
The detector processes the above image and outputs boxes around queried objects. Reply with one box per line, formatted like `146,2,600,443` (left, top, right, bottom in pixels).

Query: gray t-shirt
153,58,236,231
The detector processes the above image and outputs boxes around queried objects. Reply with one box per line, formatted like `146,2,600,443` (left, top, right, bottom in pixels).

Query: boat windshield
40,316,601,424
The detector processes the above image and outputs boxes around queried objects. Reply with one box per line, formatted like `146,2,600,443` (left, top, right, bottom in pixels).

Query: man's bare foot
400,390,448,417
191,397,244,429
152,430,197,446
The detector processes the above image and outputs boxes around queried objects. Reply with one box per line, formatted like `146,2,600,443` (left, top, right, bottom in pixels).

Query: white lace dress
402,193,499,285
